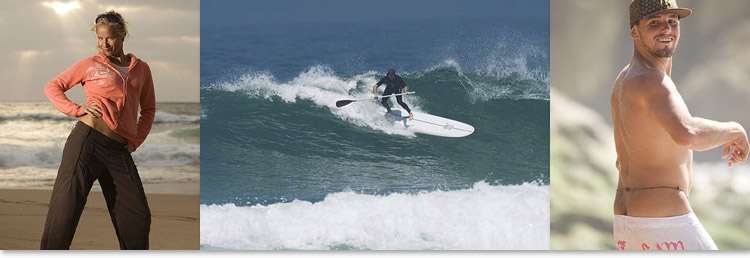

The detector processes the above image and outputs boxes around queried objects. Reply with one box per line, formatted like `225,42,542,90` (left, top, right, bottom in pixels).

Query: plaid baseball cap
630,0,692,28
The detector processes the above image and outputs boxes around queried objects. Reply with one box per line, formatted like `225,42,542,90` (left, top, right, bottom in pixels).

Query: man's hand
722,123,749,167
373,92,379,100
84,102,102,118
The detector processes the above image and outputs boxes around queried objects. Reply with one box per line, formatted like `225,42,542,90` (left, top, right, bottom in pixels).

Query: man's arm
641,73,749,165
373,77,384,98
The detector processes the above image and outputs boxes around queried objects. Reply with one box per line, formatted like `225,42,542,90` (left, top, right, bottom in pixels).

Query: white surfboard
387,109,474,137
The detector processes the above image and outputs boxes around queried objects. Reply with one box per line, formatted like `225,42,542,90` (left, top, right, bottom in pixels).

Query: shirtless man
610,0,748,250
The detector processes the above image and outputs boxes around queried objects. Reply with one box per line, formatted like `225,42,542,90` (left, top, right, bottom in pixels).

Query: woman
41,10,155,250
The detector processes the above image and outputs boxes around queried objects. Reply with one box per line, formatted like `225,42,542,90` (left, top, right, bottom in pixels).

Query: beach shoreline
0,185,199,250
7,182,200,196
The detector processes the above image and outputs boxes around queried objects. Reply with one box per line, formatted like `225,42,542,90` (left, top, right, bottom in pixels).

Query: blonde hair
91,10,129,40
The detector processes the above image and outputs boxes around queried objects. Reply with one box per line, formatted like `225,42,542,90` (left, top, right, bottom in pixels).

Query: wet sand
0,184,198,250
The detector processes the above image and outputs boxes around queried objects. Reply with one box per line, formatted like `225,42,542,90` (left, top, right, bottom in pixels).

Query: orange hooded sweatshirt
44,53,155,151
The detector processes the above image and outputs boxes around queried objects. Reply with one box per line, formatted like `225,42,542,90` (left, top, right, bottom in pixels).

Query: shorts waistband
73,121,128,150
614,212,700,229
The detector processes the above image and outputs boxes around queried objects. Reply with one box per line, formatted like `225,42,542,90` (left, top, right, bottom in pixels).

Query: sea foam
200,181,549,250
0,103,200,188
206,66,420,136
153,111,201,123
205,62,551,138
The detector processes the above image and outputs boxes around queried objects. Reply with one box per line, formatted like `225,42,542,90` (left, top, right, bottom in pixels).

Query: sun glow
42,1,81,16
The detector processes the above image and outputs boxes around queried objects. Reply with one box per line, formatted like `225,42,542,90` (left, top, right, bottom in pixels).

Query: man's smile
655,35,675,43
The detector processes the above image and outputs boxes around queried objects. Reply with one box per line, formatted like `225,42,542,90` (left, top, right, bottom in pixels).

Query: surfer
610,0,748,250
41,10,155,249
373,69,413,120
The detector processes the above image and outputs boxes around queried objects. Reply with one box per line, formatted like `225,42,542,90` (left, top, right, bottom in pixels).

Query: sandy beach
0,183,199,250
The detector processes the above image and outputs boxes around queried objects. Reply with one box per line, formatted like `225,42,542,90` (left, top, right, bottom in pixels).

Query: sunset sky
0,0,199,102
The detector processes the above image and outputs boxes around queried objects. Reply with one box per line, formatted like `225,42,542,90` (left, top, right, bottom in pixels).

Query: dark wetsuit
376,75,411,113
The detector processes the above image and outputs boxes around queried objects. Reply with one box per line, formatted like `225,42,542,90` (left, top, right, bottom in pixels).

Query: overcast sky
0,0,199,102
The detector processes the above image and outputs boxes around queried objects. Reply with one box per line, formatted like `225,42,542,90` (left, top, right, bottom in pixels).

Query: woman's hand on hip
85,102,102,118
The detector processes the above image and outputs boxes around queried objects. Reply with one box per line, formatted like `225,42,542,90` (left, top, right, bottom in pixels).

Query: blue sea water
0,102,200,189
200,3,550,250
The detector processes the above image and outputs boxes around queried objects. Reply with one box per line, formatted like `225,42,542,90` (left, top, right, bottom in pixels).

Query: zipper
103,55,139,130
116,59,132,127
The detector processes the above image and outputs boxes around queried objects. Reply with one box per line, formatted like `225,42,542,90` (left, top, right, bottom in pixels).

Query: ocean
200,14,550,250
0,102,200,191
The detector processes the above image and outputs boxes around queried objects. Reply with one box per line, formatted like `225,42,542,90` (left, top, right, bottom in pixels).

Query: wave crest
200,181,549,250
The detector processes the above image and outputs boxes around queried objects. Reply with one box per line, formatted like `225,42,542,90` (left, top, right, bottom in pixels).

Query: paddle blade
336,100,354,107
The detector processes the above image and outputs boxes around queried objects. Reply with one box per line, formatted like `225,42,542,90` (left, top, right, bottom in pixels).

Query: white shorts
613,212,717,250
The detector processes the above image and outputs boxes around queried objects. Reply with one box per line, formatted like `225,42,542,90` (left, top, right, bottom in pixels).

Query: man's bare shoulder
613,66,629,87
620,67,671,98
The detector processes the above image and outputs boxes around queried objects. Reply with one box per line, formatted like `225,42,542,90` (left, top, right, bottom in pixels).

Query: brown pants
41,122,150,250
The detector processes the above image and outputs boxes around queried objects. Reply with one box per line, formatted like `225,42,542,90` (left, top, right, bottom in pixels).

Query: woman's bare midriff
79,113,128,144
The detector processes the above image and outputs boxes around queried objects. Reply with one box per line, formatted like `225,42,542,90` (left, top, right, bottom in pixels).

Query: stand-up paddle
335,91,415,107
